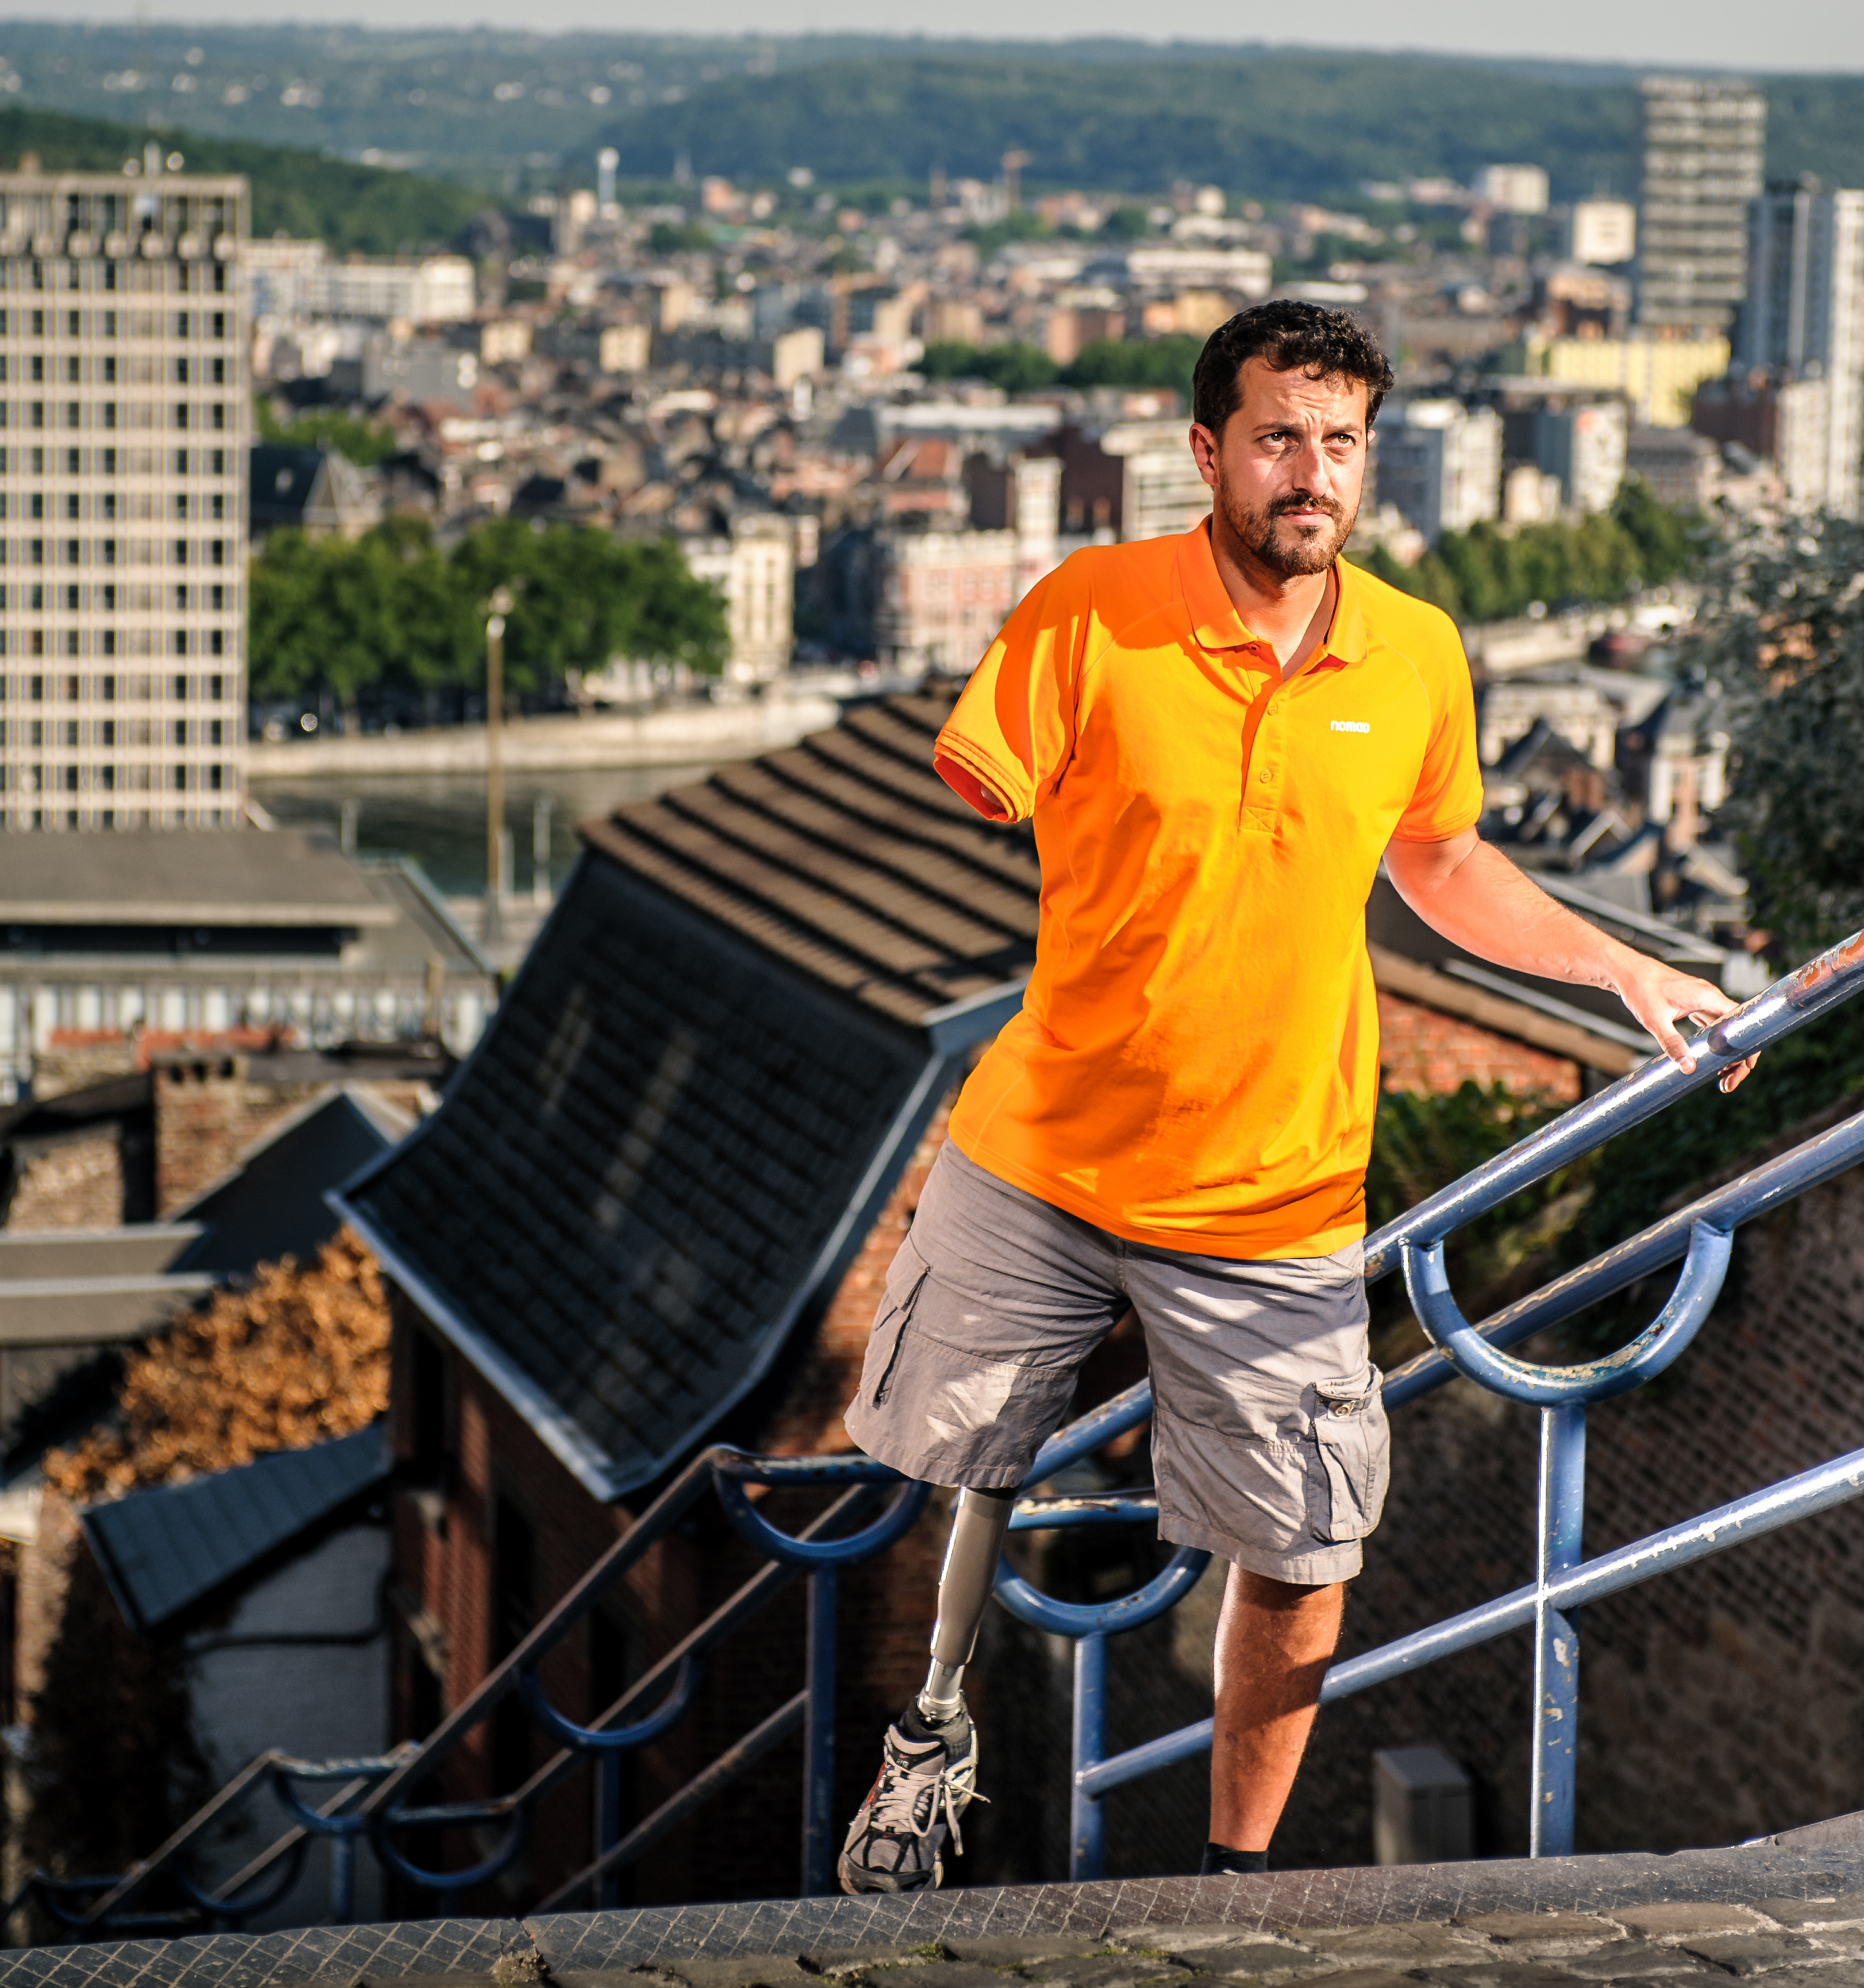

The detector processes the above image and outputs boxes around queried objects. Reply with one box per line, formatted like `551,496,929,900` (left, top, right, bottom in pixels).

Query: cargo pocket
1309,1371,1390,1544
868,1235,931,1408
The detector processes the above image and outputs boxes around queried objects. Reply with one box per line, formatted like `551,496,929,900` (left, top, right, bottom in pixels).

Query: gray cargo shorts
843,1142,1388,1585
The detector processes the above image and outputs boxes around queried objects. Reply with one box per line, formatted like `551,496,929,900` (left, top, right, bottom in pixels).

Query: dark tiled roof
580,690,1039,1029
82,1422,390,1634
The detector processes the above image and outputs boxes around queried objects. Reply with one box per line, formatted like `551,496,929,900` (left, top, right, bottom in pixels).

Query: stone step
9,1828,1864,1988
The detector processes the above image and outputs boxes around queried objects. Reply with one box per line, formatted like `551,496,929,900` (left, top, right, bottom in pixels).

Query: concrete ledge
245,698,842,780
10,1837,1864,1988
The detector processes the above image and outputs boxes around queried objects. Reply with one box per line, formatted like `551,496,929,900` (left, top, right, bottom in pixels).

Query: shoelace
869,1739,988,1857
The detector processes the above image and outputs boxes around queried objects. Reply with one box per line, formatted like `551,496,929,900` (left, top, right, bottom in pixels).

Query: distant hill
597,52,1864,205
0,22,1859,212
0,105,481,254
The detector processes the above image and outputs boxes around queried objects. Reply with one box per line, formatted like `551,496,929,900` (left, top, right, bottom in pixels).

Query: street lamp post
484,588,513,946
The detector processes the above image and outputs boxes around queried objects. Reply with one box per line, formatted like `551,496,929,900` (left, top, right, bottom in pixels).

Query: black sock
1200,1842,1268,1875
900,1699,961,1743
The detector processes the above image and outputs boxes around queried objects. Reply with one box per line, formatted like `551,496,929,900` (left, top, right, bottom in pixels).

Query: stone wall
5,1136,129,1230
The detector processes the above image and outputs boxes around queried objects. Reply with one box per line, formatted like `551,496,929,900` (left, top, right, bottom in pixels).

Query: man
837,301,1750,1894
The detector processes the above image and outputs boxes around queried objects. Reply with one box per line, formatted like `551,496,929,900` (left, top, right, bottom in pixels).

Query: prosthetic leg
838,1483,1017,1892
917,1483,1018,1723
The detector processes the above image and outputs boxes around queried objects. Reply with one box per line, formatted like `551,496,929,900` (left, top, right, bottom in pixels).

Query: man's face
1190,356,1370,578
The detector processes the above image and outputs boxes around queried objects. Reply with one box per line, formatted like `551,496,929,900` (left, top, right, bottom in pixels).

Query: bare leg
1208,1565,1344,1852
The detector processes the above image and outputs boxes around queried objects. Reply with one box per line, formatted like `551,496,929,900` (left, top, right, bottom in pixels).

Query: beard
1220,482,1357,578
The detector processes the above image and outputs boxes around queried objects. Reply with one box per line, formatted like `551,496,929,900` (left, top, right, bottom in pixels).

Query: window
172,541,188,568
64,449,78,475
172,673,190,700
60,720,77,747
101,584,117,610
211,264,226,295
172,718,188,746
207,449,224,474
174,403,190,432
210,311,226,338
101,449,118,475
207,628,224,657
209,539,224,565
209,357,226,385
174,357,191,385
28,404,42,430
176,313,191,339
173,584,188,611
209,403,224,431
174,493,190,521
63,356,78,384
209,493,224,521
66,311,79,337
27,586,42,610
207,719,224,746
101,494,117,521
171,765,187,792
62,586,77,612
101,355,116,384
208,674,225,700
207,586,224,612
27,494,42,521
170,630,189,657
27,311,42,335
28,632,43,657
27,721,41,747
103,263,118,292
28,450,42,474
63,494,78,521
28,356,43,384
100,630,117,657
103,310,118,336
99,675,117,700
99,719,116,746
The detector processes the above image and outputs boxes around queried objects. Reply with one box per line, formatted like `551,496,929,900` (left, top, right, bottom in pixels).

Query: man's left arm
1384,830,1757,1092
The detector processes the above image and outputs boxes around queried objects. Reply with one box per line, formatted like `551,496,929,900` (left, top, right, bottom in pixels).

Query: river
251,763,715,899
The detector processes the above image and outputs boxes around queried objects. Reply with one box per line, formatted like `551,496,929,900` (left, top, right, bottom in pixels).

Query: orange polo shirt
935,521,1484,1260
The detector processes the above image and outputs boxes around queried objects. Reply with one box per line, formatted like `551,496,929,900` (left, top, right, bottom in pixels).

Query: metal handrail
20,922,1864,1930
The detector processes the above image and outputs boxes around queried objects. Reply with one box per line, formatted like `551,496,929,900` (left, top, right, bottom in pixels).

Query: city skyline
3,2,1863,74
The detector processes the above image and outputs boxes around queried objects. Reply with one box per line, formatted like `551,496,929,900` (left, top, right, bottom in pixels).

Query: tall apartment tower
1740,181,1864,517
0,159,248,832
1636,76,1767,332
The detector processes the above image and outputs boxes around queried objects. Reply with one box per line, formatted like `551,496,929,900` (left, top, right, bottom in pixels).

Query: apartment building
1636,76,1767,332
1377,400,1504,544
0,162,249,831
1740,182,1864,517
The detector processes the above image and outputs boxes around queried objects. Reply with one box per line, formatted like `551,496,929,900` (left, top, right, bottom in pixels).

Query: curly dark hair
1191,300,1395,434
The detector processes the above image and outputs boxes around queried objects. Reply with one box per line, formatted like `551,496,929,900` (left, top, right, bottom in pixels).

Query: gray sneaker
836,1700,980,1894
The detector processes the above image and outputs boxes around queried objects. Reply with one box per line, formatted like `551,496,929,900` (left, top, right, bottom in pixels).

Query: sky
5,0,1861,72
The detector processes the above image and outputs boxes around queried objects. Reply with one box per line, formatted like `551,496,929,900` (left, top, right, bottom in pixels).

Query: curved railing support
1404,1219,1734,1404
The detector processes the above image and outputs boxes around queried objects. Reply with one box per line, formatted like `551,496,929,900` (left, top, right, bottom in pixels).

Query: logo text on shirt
1330,719,1371,734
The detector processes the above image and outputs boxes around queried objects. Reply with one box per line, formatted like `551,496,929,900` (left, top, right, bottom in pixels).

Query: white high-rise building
1536,401,1630,514
1569,200,1638,267
1636,76,1767,331
1479,165,1550,216
1740,182,1864,517
0,163,249,831
1376,401,1503,544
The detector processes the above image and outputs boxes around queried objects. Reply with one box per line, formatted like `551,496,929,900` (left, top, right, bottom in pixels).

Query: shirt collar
1176,519,1371,670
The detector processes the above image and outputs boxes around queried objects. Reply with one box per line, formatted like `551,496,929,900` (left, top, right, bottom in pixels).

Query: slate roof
81,1422,391,1634
337,689,1036,1501
580,690,1040,1029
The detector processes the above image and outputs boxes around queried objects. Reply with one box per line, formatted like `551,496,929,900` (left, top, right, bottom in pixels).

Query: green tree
1611,476,1703,585
1694,511,1864,960
255,398,399,468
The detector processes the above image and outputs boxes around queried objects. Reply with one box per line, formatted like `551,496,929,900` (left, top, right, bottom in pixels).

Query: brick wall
5,1137,127,1229
1377,990,1582,1102
151,1059,328,1215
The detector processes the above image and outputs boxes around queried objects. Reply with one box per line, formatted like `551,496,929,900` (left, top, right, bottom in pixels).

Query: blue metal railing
14,921,1864,1933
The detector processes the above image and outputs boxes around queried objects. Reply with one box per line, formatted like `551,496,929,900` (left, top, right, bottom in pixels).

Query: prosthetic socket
919,1484,1018,1722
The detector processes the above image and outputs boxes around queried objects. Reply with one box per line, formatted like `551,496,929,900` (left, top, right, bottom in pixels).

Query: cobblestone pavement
7,1832,1864,1988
